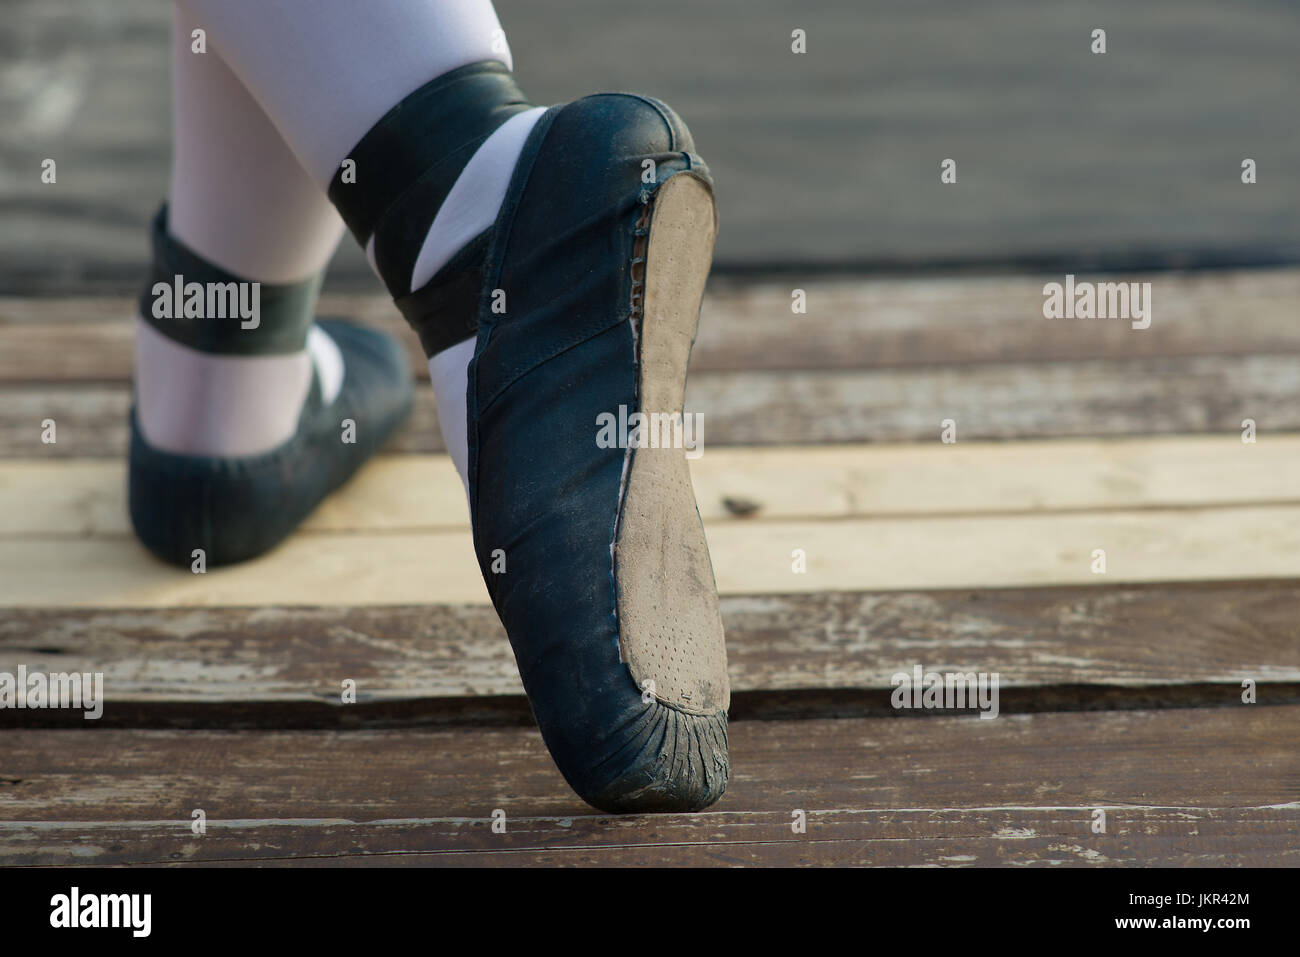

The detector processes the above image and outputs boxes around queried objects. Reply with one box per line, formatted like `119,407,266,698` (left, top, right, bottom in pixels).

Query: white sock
407,107,545,288
167,9,345,282
176,0,541,486
428,338,476,495
135,319,344,457
409,109,544,497
137,9,347,457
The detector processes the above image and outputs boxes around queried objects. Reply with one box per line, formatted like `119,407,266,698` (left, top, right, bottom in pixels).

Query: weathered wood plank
690,269,1300,372
5,435,1297,538
4,269,1299,379
0,385,442,458
3,504,1298,607
2,707,1295,864
5,354,1299,458
0,585,1295,715
5,807,1295,867
0,309,429,385
688,356,1300,447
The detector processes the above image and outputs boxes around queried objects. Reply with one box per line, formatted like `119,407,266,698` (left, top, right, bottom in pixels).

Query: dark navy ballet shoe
325,70,731,812
128,318,414,567
455,94,730,812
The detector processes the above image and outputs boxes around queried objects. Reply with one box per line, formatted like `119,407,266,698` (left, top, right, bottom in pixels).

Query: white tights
138,0,538,476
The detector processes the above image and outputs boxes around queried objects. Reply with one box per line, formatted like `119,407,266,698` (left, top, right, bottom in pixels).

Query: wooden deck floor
2,272,1298,866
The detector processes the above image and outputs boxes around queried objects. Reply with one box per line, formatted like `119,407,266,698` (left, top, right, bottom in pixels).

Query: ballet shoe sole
613,172,730,717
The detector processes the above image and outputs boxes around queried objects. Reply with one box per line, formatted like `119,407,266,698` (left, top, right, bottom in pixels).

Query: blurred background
2,0,1298,293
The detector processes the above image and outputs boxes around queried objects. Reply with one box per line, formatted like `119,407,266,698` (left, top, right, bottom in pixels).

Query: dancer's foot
344,86,730,812
129,210,414,566
468,101,730,811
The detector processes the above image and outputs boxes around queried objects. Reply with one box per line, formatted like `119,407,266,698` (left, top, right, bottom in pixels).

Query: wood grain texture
5,353,1300,458
8,0,1298,869
2,707,1296,865
685,356,1300,446
0,585,1295,716
6,436,1297,537
4,268,1299,379
4,504,1298,607
4,807,1294,867
690,269,1300,371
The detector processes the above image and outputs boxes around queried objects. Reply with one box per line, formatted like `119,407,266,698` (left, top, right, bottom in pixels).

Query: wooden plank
0,385,441,458
4,269,1299,379
0,308,428,385
2,707,1295,864
6,435,1298,538
5,353,1300,457
0,457,466,537
5,807,1294,867
3,505,1298,608
687,356,1300,447
691,269,1300,372
0,584,1294,714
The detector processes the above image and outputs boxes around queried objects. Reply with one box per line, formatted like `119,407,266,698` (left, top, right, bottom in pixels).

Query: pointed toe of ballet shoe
460,94,730,812
128,321,413,567
572,703,730,815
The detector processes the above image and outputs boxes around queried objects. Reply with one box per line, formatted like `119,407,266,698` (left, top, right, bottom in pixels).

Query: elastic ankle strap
138,206,322,355
392,229,490,357
327,60,532,293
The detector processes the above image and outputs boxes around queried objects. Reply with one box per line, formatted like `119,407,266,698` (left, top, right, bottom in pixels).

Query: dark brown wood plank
1,584,1296,725
2,706,1296,865
6,807,1294,867
4,269,1298,381
6,352,1299,457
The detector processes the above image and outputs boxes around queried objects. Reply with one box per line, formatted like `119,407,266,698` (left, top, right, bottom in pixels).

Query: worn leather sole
615,173,729,718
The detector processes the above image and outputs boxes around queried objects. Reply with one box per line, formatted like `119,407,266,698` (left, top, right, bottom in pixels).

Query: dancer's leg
135,8,348,457
170,0,730,812
175,0,543,478
128,5,412,565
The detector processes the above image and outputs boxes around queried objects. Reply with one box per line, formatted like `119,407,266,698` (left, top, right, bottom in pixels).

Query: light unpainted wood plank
2,707,1295,864
4,435,1298,538
0,456,466,537
0,530,487,608
1,585,1294,709
4,269,1299,379
707,506,1300,595
3,505,1298,607
5,353,1298,458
